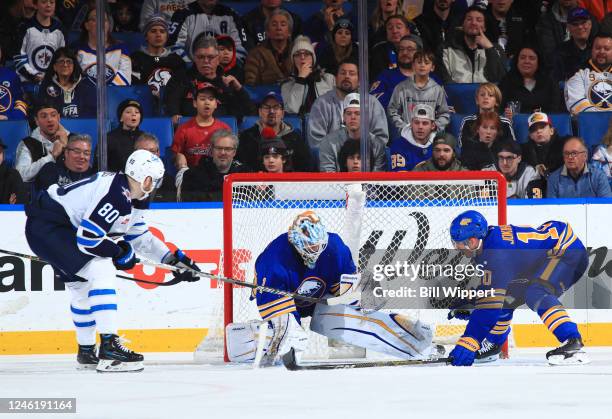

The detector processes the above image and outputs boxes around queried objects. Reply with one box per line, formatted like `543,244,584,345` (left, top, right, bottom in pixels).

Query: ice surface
1,349,611,419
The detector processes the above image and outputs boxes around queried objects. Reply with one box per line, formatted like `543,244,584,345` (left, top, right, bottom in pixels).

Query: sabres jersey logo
295,276,326,307
0,85,12,113
588,79,612,109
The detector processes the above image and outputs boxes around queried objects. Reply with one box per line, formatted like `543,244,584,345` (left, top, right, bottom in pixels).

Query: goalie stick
281,348,451,370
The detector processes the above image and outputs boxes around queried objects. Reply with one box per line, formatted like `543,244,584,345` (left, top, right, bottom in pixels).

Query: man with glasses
34,133,94,191
556,7,596,81
177,129,250,202
238,91,312,171
164,36,254,124
484,140,539,199
547,136,612,197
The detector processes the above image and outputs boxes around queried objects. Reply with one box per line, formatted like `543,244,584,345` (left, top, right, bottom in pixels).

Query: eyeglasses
261,105,283,112
213,146,236,152
563,151,586,158
398,47,417,53
293,51,311,58
67,148,91,157
498,155,518,162
56,59,74,66
195,54,219,62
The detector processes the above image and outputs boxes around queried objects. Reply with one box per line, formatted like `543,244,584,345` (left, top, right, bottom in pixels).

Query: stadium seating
140,117,174,160
112,32,146,54
239,115,302,133
243,84,281,105
107,85,157,127
512,113,573,144
62,118,108,152
447,113,465,140
0,120,30,165
218,116,238,134
445,83,480,115
577,112,612,149
224,1,350,22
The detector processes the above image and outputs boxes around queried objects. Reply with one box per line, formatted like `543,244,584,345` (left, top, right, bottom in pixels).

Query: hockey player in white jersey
24,150,201,372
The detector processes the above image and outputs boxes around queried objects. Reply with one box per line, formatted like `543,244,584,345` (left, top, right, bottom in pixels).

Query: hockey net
195,172,507,362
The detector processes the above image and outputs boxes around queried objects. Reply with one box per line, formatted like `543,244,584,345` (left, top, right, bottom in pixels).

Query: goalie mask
288,211,329,269
125,150,165,200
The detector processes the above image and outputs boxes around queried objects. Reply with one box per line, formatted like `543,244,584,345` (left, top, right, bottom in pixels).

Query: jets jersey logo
33,45,54,72
295,277,326,307
0,85,12,113
588,79,612,109
122,186,131,202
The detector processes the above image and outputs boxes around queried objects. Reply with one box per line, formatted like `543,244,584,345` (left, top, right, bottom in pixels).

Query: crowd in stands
1,0,612,205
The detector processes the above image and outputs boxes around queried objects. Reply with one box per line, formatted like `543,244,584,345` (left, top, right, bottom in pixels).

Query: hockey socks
539,303,580,343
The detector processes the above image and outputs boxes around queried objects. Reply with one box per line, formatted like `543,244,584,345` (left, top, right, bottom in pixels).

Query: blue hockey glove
449,337,480,366
113,241,137,271
165,250,201,282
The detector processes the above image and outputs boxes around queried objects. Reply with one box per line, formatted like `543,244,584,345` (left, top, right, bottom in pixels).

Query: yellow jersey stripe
259,300,295,318
548,317,571,333
261,306,297,320
257,296,292,310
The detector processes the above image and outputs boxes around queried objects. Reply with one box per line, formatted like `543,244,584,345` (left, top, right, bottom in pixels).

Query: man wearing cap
547,136,612,197
308,59,389,149
243,0,303,49
0,137,25,204
414,132,465,172
260,138,288,173
415,0,460,53
172,83,231,169
521,112,565,179
131,14,187,99
566,32,612,114
238,91,312,171
483,141,541,199
97,99,144,172
556,7,597,81
319,93,387,172
390,103,437,171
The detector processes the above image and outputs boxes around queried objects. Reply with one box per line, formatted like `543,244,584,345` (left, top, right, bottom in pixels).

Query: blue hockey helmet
450,210,488,242
288,211,329,269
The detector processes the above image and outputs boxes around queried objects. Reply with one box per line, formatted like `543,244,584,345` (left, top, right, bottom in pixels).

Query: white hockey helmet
124,149,165,199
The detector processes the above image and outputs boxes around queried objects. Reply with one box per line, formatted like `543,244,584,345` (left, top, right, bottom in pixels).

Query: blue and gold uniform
253,232,356,322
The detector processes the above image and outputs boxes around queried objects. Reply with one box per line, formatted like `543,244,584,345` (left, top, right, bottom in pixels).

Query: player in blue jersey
448,210,590,366
24,150,201,372
225,210,436,366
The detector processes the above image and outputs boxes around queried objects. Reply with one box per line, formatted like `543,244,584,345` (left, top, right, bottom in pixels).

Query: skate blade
547,352,591,366
96,359,144,373
76,363,98,371
474,354,500,364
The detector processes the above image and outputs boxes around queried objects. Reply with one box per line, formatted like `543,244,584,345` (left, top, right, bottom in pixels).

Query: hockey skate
546,337,590,366
96,334,144,373
76,344,98,370
474,339,501,364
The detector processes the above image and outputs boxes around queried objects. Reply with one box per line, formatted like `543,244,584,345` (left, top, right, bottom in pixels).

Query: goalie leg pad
226,321,268,363
310,304,434,359
254,314,309,368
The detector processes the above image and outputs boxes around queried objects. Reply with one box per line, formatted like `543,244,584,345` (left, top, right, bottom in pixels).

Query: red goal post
221,171,507,362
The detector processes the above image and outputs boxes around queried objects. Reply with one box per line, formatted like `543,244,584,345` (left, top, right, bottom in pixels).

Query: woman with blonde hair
591,118,612,188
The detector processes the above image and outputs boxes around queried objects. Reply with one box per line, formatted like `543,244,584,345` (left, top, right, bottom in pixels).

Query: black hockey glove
113,241,138,271
448,309,472,321
165,250,201,282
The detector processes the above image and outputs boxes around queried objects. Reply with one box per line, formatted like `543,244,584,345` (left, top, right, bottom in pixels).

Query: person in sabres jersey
225,210,435,366
24,150,200,373
448,210,589,366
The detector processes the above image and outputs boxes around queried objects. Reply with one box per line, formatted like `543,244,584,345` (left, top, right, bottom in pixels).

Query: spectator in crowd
591,117,612,188
458,83,516,146
281,35,335,115
172,83,231,169
337,139,363,172
139,0,189,31
164,36,255,123
521,112,565,179
96,99,144,172
238,91,312,172
499,45,562,115
39,47,96,119
319,93,387,172
216,35,244,84
260,138,288,173
75,7,132,86
243,0,303,49
134,132,177,202
15,101,70,182
55,0,89,32
23,0,37,19
370,34,423,108
557,7,597,81
485,0,532,59
0,137,25,204
131,14,187,100
305,0,352,45
370,14,413,79
316,18,358,76
0,0,27,61
390,104,437,171
35,133,94,191
369,0,408,47
566,32,612,114
440,6,506,83
177,129,250,202
112,0,139,32
415,0,460,52
308,59,389,149
244,9,293,85
414,132,465,171
484,140,540,198
0,46,28,120
461,110,504,170
602,11,612,33
387,50,450,133
170,0,247,64
547,136,612,197
15,0,65,83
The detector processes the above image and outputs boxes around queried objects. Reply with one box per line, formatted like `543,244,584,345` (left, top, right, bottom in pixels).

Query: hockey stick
281,348,451,370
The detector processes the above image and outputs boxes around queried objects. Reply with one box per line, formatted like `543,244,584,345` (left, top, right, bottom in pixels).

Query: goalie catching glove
163,250,201,282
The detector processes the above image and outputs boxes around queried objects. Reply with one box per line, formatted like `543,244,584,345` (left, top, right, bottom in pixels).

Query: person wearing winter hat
259,137,288,173
281,35,335,115
316,18,359,76
216,34,244,84
414,132,465,172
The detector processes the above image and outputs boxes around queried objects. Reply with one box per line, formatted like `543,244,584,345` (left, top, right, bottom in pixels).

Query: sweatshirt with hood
389,126,435,171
